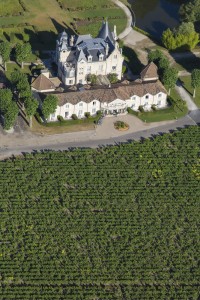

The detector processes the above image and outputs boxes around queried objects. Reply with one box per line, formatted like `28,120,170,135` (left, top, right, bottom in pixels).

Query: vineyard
0,126,200,299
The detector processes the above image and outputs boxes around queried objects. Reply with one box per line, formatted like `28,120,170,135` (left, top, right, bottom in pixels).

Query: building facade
56,21,124,86
45,62,167,121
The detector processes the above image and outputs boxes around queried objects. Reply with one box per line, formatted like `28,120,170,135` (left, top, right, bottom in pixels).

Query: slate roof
97,21,115,45
44,81,167,106
140,62,158,81
76,38,109,62
31,74,56,91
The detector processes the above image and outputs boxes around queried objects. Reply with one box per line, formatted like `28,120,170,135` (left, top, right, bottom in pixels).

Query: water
129,0,180,38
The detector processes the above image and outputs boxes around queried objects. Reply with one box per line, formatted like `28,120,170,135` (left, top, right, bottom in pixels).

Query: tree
191,69,200,98
42,95,58,119
0,89,19,130
162,29,176,50
0,89,13,112
10,69,25,85
24,96,38,127
0,41,11,71
3,102,19,130
158,57,170,72
179,0,200,22
175,22,195,35
108,73,118,83
148,49,163,63
162,26,199,51
162,67,178,95
15,42,32,67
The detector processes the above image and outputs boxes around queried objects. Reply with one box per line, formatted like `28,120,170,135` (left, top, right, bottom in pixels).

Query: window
66,104,69,108
78,110,83,115
65,112,69,118
69,80,73,85
99,54,104,61
51,113,55,120
158,100,161,105
79,79,83,84
87,66,91,73
92,108,96,114
114,55,117,59
99,65,103,71
131,96,136,100
79,103,83,107
112,66,116,71
93,101,96,106
158,93,162,98
145,95,149,99
131,104,135,108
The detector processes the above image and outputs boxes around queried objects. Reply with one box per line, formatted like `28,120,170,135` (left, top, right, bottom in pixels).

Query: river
128,0,181,38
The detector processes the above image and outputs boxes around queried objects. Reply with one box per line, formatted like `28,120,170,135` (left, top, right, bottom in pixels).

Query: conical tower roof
97,20,114,44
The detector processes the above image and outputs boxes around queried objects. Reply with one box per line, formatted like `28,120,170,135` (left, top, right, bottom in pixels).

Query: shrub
57,115,64,122
84,112,90,118
87,74,97,85
151,104,157,111
108,73,118,83
71,114,78,120
122,65,127,74
96,110,101,116
139,105,145,113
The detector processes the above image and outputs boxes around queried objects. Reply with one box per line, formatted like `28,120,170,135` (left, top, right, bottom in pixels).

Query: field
179,75,200,108
0,126,200,299
0,0,23,16
0,0,126,50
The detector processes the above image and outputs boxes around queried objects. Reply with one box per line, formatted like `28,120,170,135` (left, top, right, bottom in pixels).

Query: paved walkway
175,80,198,111
112,0,133,39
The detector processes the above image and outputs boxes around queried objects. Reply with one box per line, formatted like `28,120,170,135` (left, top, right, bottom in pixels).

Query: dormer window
88,55,92,62
99,53,104,61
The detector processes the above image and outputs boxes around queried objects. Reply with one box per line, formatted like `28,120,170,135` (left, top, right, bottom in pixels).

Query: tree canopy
42,95,58,119
0,88,18,130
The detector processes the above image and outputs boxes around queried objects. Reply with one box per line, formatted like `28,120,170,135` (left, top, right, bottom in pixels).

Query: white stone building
44,62,168,121
56,21,124,86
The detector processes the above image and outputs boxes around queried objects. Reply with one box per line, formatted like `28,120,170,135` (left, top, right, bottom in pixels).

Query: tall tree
0,88,19,130
15,42,32,67
24,96,38,128
0,41,11,71
162,67,178,95
179,0,200,22
191,69,200,98
42,95,58,119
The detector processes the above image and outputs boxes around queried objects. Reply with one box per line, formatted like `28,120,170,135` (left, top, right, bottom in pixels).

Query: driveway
0,113,198,160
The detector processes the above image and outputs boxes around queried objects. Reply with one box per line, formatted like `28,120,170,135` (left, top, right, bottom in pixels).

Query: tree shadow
171,50,200,73
123,46,144,75
3,32,10,42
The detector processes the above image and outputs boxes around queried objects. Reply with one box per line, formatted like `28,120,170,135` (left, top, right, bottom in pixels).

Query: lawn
0,0,23,16
31,116,95,134
5,63,32,80
0,0,127,50
179,75,200,108
128,88,188,122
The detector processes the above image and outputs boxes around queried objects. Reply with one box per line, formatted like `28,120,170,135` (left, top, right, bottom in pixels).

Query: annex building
56,21,124,85
45,62,167,121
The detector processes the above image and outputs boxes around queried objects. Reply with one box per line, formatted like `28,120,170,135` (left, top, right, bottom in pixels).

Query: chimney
70,35,74,47
113,25,117,41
